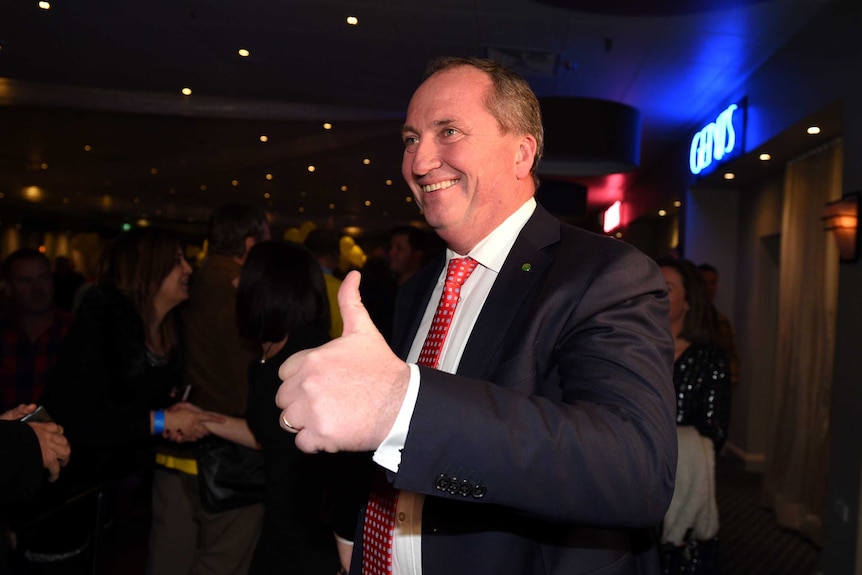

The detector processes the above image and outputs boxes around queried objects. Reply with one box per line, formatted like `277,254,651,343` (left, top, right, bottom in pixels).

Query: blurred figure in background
657,258,731,575
698,263,739,388
388,225,427,287
53,256,85,313
195,240,362,575
148,204,270,575
0,248,74,412
304,228,344,339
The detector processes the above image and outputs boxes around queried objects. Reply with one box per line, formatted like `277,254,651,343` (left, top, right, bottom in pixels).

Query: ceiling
0,0,828,240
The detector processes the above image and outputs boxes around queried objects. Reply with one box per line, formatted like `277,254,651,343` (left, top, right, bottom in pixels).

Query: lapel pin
521,263,532,272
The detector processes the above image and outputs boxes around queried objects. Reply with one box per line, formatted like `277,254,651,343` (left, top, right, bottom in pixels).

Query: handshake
1,403,70,483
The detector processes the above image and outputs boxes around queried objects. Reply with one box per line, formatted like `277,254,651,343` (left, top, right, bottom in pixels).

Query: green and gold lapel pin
521,263,532,272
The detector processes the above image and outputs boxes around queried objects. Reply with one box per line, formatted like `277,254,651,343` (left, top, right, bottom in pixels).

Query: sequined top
673,342,731,451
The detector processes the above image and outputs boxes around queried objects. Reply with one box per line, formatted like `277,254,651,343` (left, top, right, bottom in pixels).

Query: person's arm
201,412,259,449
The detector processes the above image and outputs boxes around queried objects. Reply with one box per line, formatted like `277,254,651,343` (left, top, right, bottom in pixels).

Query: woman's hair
656,256,710,343
97,227,183,351
236,240,330,343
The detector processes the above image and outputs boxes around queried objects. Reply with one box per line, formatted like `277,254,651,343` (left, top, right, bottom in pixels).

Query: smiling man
276,57,677,575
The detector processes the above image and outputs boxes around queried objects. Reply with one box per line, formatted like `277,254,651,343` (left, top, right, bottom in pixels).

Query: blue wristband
153,410,166,435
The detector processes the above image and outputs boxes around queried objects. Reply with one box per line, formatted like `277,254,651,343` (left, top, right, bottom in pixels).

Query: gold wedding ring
281,413,296,431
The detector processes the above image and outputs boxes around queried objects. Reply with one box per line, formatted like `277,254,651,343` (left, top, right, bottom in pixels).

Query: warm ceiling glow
362,158,371,165
307,165,316,172
23,186,44,202
181,87,192,96
298,207,305,213
385,179,393,186
40,163,48,170
231,179,239,187
341,185,348,191
38,1,50,9
673,200,681,207
759,153,772,161
323,123,333,130
259,135,268,143
329,203,336,210
364,200,372,206
723,172,736,180
265,173,273,180
658,209,667,217
136,218,151,227
84,145,92,152
150,167,158,175
263,192,271,199
346,16,359,25
62,197,69,204
200,184,207,191
238,48,250,57
807,126,821,135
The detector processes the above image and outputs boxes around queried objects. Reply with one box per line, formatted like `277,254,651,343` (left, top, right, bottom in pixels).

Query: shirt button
398,512,406,522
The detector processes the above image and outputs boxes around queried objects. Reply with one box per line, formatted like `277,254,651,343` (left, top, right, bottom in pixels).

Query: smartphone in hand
20,405,53,423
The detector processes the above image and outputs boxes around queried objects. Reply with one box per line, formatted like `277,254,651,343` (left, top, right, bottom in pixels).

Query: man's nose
409,139,442,176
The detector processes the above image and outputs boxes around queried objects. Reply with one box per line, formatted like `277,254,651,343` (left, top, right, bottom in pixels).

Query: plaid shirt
0,309,74,412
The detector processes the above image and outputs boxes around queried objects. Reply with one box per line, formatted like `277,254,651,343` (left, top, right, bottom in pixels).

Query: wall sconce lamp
822,192,859,262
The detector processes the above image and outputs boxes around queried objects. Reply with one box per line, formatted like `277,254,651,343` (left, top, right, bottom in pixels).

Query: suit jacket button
435,474,450,491
458,480,471,497
472,484,487,499
447,477,460,494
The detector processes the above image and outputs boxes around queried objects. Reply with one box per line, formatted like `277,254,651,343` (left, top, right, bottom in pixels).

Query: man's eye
442,128,458,137
403,136,418,146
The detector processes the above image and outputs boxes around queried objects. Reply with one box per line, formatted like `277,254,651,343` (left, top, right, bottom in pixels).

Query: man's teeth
421,180,458,193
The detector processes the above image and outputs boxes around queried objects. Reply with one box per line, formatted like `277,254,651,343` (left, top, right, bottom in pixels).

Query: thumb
337,270,377,336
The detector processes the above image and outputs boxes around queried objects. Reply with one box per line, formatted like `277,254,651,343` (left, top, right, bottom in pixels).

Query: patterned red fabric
362,257,478,574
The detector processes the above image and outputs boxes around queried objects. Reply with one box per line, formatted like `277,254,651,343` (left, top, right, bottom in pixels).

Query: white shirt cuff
372,363,421,472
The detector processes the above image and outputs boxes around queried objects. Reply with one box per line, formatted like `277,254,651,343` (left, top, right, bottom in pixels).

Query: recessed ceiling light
329,203,336,210
181,87,192,96
200,184,207,191
807,126,821,135
150,167,158,175
346,16,359,25
759,153,772,161
231,179,239,187
405,197,413,203
259,135,268,143
385,179,393,186
723,172,736,180
658,209,667,217
307,165,316,172
362,158,371,165
38,1,50,9
341,185,348,191
364,200,372,206
323,123,333,130
263,192,271,199
265,173,273,180
40,163,48,170
84,145,92,152
238,48,250,57
673,200,681,207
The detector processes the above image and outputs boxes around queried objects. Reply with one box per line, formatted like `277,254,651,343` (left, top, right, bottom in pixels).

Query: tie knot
445,257,478,287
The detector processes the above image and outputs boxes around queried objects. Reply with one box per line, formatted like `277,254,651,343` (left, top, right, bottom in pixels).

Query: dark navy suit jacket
352,204,676,575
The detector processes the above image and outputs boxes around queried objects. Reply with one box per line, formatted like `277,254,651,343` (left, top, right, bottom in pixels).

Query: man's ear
514,135,538,180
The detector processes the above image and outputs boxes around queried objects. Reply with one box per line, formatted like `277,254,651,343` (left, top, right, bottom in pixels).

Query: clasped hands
276,270,411,454
1,403,70,483
161,403,225,443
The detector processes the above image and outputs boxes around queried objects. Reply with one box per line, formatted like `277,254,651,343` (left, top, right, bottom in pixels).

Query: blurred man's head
207,204,270,263
389,226,426,285
2,249,55,315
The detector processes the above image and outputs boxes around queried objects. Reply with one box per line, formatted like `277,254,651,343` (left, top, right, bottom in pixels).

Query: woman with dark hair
197,240,360,575
656,257,731,575
44,227,221,484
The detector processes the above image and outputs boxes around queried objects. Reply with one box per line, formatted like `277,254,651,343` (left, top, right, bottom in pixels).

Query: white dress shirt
372,198,537,575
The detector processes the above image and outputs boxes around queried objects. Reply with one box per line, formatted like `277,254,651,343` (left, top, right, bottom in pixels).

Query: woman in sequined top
657,257,731,575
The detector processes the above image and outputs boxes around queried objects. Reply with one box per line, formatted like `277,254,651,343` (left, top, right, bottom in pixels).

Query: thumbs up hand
276,270,410,454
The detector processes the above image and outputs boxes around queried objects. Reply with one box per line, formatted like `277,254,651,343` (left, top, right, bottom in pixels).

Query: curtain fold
763,138,842,546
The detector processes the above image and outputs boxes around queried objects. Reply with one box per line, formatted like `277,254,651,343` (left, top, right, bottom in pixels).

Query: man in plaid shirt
1,248,73,412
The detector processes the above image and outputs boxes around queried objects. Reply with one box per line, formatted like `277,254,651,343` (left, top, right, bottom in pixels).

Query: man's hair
390,225,427,253
426,56,545,187
1,248,51,281
207,204,269,257
698,263,718,275
303,228,340,260
236,240,330,342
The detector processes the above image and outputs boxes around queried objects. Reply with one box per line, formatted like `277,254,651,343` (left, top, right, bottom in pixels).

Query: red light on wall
603,201,621,233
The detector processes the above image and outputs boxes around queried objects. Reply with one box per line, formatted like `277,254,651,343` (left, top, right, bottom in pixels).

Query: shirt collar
447,197,537,273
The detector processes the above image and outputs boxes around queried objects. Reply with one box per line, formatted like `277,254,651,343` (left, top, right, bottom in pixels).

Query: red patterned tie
362,257,478,574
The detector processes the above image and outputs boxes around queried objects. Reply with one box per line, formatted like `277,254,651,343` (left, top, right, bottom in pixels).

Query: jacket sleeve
0,420,45,504
393,242,677,529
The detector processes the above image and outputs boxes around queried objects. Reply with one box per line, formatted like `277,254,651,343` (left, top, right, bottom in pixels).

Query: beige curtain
763,138,843,545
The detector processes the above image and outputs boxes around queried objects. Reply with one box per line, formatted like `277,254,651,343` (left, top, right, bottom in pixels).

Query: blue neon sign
689,102,745,176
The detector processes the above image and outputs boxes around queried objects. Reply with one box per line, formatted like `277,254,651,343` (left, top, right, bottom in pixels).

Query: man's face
700,270,718,303
401,66,535,253
8,258,54,314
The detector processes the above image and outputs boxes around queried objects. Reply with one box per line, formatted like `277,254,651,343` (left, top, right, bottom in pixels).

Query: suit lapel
457,205,561,379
